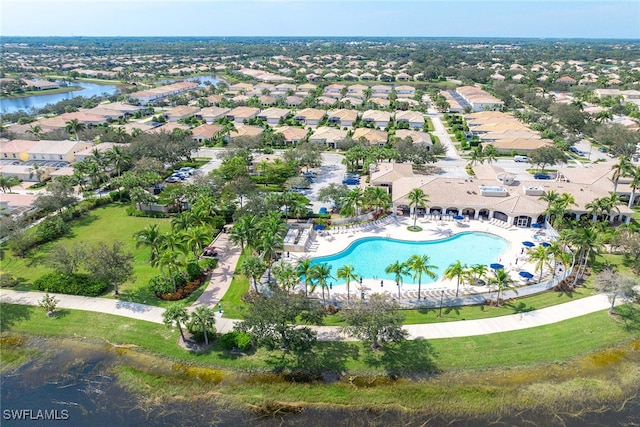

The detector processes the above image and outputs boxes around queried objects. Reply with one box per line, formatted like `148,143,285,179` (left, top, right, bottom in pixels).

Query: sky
1,0,639,39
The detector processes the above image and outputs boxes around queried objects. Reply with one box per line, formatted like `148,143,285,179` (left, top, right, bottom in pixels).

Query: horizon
1,1,639,39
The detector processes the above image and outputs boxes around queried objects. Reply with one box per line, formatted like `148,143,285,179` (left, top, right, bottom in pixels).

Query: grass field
1,302,638,374
1,204,172,305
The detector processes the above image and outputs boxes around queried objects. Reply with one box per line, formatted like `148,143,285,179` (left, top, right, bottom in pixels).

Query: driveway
306,152,347,213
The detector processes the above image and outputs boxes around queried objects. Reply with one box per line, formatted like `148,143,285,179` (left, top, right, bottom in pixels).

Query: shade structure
519,271,534,279
522,241,535,247
531,223,543,229
453,215,464,220
540,242,551,247
490,263,504,270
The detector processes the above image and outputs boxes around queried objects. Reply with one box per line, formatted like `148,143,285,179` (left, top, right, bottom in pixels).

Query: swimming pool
310,232,508,286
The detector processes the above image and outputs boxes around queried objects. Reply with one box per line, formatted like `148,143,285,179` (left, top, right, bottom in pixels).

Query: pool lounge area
286,214,568,304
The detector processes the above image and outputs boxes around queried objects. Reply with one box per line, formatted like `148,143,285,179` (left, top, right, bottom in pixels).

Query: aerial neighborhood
1,36,640,424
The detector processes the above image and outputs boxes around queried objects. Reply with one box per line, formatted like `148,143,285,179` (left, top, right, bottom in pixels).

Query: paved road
0,289,614,341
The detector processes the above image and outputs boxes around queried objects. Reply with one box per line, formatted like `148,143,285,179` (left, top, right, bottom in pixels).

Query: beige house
294,108,327,127
226,106,260,123
257,107,291,125
197,106,231,123
74,142,123,162
352,128,388,146
226,124,264,142
164,106,200,122
0,164,50,182
327,109,359,127
309,126,348,149
191,124,223,143
456,86,504,112
362,110,392,129
395,110,425,129
395,129,432,147
28,140,92,162
1,140,38,162
395,85,416,97
274,126,309,145
370,162,634,226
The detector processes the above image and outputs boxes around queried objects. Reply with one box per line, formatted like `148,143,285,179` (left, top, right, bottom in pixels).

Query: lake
154,74,222,87
0,82,120,115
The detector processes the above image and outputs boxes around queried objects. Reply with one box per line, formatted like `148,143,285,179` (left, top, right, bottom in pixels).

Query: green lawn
2,302,638,374
1,204,172,305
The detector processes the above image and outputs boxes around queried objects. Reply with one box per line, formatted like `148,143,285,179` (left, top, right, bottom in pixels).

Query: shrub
125,206,169,218
149,275,173,294
198,258,218,271
35,217,70,243
34,272,108,296
186,262,202,281
219,331,252,351
0,273,19,288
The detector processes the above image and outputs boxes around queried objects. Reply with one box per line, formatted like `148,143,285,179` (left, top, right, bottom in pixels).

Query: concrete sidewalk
0,289,612,340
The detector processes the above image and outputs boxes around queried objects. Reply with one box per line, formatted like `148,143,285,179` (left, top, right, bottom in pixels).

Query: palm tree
444,260,467,297
627,166,640,208
0,176,20,193
133,224,166,264
296,258,314,297
490,269,516,306
182,226,211,257
363,186,391,216
340,188,364,217
468,146,485,166
407,188,429,229
310,263,333,307
157,248,186,292
104,145,132,177
527,245,552,283
26,124,43,140
162,303,189,342
272,261,299,293
611,156,633,193
259,231,283,283
385,260,410,298
229,215,258,253
483,144,499,164
65,118,86,141
562,226,602,285
241,256,267,293
406,254,438,300
466,264,488,286
336,264,358,300
171,211,197,232
189,305,216,346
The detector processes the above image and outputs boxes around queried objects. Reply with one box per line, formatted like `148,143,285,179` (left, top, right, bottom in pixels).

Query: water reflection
0,82,120,114
2,337,639,427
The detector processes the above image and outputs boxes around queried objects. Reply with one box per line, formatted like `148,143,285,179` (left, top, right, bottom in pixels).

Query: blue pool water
311,232,508,286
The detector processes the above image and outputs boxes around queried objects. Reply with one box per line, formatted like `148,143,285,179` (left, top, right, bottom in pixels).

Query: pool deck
289,214,556,300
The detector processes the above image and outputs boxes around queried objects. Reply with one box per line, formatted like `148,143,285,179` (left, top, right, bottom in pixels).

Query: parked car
534,173,552,180
598,147,607,153
342,178,360,185
514,155,528,162
570,146,585,156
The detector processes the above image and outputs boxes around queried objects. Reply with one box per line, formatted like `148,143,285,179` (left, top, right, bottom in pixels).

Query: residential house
226,124,264,143
324,84,345,96
368,98,391,108
285,96,304,107
352,128,388,146
228,82,254,95
274,126,309,145
164,106,200,122
129,81,199,105
456,86,504,112
21,79,59,90
226,106,260,123
1,140,38,162
395,85,416,98
74,142,123,162
0,193,38,216
0,164,49,182
257,107,291,125
371,85,391,97
259,95,278,107
395,72,411,81
327,109,359,127
362,110,392,129
197,106,231,123
297,83,317,94
28,140,92,162
191,124,223,143
309,126,348,149
395,129,432,148
294,108,327,127
395,110,425,130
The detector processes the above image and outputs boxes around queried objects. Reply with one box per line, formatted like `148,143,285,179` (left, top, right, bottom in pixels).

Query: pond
2,336,639,426
154,74,222,86
0,81,121,114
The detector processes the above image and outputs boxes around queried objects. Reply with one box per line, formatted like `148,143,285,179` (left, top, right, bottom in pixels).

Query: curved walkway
0,288,613,341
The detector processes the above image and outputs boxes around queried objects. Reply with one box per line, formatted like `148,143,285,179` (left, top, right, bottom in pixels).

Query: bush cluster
34,272,108,296
219,331,252,351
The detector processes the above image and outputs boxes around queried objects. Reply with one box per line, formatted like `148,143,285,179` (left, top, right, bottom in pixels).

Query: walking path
0,288,613,340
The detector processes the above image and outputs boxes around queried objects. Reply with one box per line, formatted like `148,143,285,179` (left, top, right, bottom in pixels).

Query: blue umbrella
540,242,551,247
531,223,543,229
453,215,464,220
490,263,504,270
522,241,535,247
519,271,534,279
